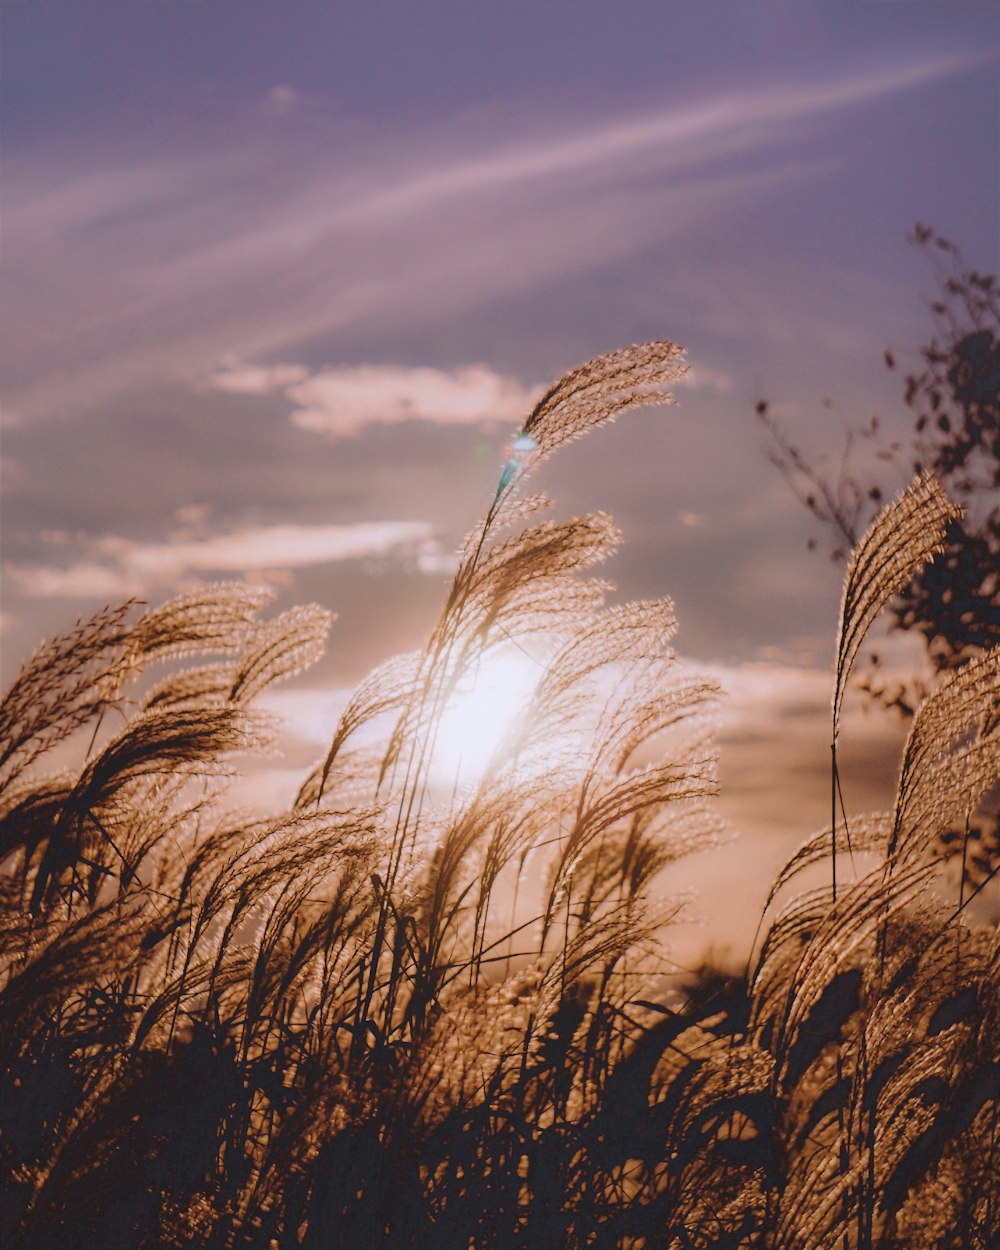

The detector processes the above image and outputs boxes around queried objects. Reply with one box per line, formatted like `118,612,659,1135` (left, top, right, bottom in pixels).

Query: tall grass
1,343,997,1248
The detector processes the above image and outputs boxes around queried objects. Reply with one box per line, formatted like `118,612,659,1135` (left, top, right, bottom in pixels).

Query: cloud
208,357,541,437
677,365,732,393
209,361,310,395
285,53,987,231
6,563,140,601
5,520,437,599
3,51,984,424
284,363,539,436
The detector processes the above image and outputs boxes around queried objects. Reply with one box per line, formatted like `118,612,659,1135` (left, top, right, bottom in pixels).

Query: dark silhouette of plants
2,342,998,1248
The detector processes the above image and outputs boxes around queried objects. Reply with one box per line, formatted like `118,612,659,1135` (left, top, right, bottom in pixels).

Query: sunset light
3,5,997,1247
433,646,542,787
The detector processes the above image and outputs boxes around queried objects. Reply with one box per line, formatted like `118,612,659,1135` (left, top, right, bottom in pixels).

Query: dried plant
1,342,997,1250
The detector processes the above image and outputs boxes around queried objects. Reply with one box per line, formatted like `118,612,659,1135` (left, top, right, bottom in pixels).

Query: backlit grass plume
1,343,997,1249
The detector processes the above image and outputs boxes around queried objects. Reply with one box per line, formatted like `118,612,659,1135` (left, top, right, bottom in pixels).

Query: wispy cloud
309,53,984,226
209,361,311,395
3,52,982,423
5,520,437,599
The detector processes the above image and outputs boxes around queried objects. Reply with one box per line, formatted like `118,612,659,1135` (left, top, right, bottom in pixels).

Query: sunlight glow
433,647,542,787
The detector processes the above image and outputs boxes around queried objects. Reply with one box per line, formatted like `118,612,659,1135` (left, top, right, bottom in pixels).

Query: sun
432,646,542,788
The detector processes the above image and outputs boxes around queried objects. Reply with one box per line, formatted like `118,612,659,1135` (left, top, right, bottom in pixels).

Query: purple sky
3,1,998,957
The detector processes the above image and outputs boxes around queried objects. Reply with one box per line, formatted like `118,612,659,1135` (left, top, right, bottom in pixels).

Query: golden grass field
2,343,998,1249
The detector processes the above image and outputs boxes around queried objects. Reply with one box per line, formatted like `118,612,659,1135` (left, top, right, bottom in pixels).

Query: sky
2,1,999,959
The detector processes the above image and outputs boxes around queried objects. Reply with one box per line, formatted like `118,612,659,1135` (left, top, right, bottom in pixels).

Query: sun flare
433,647,542,787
